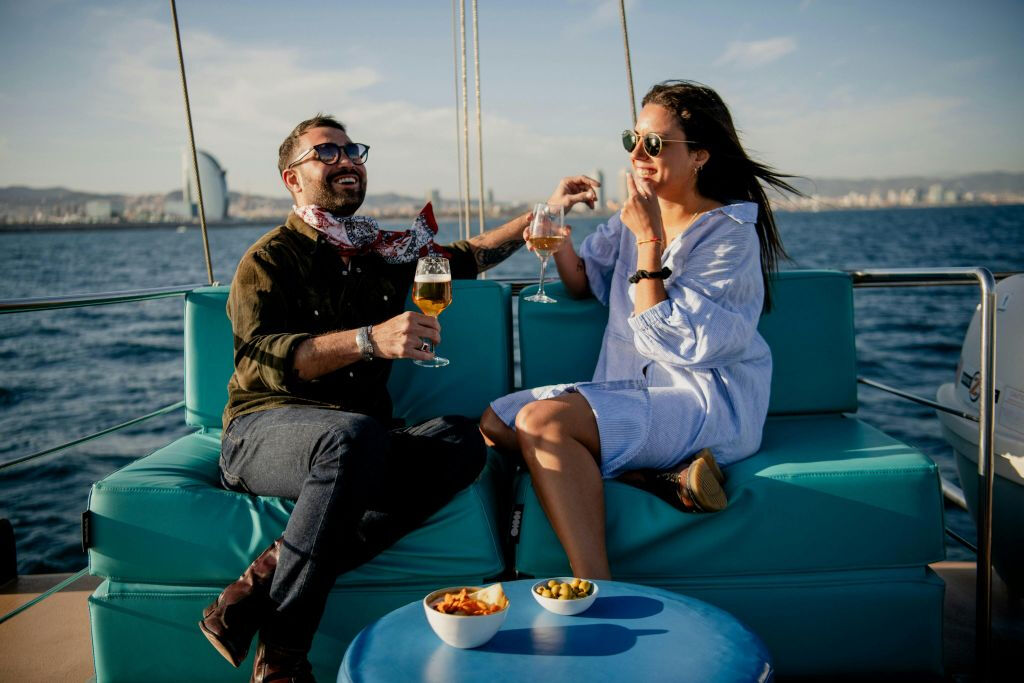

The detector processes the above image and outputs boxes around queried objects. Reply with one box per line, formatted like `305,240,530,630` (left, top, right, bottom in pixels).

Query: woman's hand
621,173,664,241
547,175,600,213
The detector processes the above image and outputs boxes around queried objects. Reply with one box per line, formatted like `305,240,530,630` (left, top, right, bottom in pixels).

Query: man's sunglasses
287,142,370,168
621,130,697,158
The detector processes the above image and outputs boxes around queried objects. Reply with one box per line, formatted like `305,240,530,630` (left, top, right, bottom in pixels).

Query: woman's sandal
676,457,728,512
618,449,728,513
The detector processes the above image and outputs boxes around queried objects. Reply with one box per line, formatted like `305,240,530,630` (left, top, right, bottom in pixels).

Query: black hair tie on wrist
628,266,672,284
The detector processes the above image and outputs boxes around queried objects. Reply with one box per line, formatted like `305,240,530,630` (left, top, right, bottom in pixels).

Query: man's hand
547,175,601,213
370,311,441,361
523,223,573,256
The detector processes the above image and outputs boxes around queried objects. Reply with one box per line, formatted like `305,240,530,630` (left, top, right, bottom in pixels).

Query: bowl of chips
531,577,599,615
423,583,509,648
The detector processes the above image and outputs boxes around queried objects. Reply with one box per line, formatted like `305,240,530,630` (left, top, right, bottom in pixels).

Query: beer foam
414,274,452,283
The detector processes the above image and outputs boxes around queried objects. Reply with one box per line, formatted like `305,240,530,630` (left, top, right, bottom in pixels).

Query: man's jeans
219,407,485,650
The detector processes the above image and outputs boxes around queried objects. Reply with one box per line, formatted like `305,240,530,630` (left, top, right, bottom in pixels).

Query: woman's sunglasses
287,142,370,168
621,130,697,158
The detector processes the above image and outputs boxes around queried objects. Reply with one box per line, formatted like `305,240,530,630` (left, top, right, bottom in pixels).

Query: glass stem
537,256,548,298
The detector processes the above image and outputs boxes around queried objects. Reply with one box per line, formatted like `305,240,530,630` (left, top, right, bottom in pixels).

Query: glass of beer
524,203,567,304
412,255,452,368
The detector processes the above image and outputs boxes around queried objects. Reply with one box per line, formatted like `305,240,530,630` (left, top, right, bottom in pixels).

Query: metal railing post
974,268,997,680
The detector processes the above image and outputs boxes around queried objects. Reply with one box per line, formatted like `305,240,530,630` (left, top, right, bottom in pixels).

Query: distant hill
786,171,1024,197
3,171,1023,223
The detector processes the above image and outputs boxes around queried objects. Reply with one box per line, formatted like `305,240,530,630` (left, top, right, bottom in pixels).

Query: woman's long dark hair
642,80,800,311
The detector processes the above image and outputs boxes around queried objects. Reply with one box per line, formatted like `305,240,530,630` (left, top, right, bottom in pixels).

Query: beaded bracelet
628,267,672,284
636,238,662,246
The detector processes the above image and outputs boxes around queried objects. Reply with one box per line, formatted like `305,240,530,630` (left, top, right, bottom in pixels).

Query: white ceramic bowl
423,586,509,648
531,578,600,615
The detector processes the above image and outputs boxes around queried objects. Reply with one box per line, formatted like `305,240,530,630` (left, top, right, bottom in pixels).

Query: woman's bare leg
479,406,520,454
515,393,610,579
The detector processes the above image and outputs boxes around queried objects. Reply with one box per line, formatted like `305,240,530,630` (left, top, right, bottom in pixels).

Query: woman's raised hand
621,173,664,241
547,175,600,213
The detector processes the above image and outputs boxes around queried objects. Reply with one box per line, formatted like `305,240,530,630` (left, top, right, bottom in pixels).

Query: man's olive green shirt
223,213,476,430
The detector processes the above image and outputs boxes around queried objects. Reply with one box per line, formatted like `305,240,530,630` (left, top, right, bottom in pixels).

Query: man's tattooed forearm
473,238,525,272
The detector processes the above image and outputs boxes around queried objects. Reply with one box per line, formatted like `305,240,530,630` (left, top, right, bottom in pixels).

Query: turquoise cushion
87,432,508,585
759,270,857,414
389,279,512,424
184,280,512,429
513,414,945,579
183,286,232,428
91,578,487,683
517,270,857,415
89,568,943,680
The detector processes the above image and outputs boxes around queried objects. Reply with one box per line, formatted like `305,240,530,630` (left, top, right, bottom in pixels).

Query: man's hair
278,114,347,174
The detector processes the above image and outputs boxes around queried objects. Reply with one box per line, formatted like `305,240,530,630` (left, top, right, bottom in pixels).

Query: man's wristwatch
355,325,374,361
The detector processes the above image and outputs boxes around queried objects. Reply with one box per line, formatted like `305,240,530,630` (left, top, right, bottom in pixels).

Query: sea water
1,204,1022,572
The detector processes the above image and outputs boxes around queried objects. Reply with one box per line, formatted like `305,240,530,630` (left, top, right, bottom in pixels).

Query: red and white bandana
293,202,444,264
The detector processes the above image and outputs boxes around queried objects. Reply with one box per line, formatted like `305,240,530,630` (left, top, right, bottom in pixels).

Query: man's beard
305,172,366,216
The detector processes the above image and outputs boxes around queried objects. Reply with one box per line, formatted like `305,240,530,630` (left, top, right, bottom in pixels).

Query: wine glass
523,203,567,304
412,256,452,368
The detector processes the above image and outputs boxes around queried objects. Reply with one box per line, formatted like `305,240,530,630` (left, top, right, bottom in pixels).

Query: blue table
339,580,773,682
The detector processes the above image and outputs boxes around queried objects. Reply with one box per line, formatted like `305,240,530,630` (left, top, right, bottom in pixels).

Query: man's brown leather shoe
199,538,282,667
250,641,315,683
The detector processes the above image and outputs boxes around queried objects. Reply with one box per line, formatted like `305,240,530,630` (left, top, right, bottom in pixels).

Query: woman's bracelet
636,238,662,246
628,267,672,284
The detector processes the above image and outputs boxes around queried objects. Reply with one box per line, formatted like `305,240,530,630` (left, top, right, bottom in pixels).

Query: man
198,114,598,681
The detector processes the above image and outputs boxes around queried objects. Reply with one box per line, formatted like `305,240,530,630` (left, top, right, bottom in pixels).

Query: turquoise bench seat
511,272,945,676
86,269,946,680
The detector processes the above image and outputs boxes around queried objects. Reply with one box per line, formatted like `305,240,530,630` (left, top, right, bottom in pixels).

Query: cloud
714,37,797,69
740,92,968,178
89,13,607,200
564,0,641,38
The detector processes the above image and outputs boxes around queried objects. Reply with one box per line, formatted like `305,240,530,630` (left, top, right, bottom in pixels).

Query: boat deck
1,562,1020,681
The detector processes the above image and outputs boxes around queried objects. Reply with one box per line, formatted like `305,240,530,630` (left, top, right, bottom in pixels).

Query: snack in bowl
423,583,509,648
531,577,599,615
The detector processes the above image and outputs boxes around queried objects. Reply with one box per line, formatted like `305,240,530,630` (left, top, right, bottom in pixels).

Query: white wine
412,273,452,317
528,235,566,258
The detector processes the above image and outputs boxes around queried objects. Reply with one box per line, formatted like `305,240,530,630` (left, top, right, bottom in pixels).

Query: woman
480,80,796,580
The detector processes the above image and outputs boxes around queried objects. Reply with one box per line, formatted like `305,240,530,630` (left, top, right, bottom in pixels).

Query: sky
1,0,1022,203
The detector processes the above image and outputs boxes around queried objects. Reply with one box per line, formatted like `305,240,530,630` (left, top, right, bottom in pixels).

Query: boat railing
0,283,206,625
848,267,1011,677
0,270,1017,675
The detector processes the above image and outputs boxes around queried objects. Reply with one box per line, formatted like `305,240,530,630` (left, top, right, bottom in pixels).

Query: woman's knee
514,400,566,439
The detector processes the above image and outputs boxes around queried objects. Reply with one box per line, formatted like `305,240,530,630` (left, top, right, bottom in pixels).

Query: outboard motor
936,274,1024,592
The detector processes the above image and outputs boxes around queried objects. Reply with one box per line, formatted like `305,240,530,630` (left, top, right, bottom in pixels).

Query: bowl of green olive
531,577,599,615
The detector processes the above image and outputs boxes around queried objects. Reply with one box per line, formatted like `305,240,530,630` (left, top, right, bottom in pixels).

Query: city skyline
2,1,1023,202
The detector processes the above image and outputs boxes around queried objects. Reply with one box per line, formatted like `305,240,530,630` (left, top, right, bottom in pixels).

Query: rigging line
472,0,485,237
451,0,466,243
169,0,214,286
617,0,638,124
460,0,472,242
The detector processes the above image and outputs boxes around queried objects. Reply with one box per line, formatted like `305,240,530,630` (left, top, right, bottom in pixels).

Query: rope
472,0,485,236
617,0,638,124
459,1,472,242
450,0,467,242
169,0,214,285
